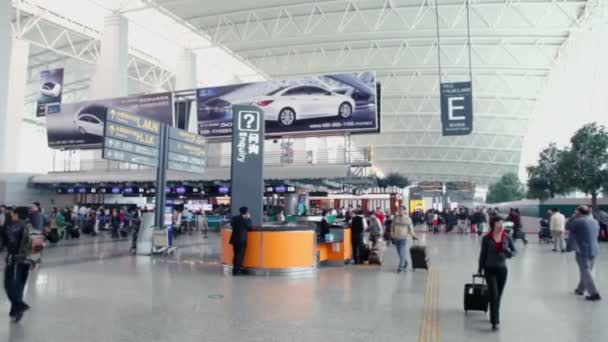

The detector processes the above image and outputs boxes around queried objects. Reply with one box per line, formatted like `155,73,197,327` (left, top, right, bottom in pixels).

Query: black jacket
230,215,251,245
3,221,26,256
478,233,516,273
351,215,365,237
319,218,330,238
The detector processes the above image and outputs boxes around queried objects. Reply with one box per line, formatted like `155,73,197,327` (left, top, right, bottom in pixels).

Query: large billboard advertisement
197,72,378,138
36,68,64,117
46,92,173,149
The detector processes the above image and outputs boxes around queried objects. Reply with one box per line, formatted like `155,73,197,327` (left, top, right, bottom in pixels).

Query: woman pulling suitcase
477,215,517,331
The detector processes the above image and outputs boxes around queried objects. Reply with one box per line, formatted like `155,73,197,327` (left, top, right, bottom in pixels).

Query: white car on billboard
240,85,355,126
74,104,106,136
40,81,62,98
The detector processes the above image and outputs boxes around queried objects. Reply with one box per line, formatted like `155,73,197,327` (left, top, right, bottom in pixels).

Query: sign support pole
154,124,169,227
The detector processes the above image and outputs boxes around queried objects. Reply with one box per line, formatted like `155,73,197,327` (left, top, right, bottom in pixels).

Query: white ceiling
145,0,597,185
15,0,601,185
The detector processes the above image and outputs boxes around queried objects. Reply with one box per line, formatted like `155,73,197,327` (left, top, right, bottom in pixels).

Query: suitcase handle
472,274,485,284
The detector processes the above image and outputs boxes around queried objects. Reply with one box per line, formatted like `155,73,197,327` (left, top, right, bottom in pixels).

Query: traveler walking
29,203,44,232
2,207,35,322
0,205,6,251
478,216,517,331
230,207,252,276
475,209,488,236
368,211,383,244
55,209,67,240
508,208,528,245
568,206,602,301
375,207,386,225
425,210,434,232
110,209,120,239
78,205,88,230
391,206,417,273
550,208,566,252
384,209,393,246
350,210,367,264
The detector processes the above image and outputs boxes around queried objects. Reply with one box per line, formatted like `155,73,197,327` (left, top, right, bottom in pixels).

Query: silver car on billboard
239,85,355,126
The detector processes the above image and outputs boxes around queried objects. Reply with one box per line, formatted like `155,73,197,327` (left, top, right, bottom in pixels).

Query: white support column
0,0,11,172
84,14,129,164
89,14,129,99
0,29,30,173
176,49,198,90
176,49,199,133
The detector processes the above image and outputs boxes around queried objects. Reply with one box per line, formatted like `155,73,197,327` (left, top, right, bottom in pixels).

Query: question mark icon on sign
243,113,255,129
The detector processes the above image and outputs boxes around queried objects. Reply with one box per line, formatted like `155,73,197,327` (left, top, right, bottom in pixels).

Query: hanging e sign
440,81,473,136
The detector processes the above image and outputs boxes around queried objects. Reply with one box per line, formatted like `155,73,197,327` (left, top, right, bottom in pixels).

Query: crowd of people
0,201,214,320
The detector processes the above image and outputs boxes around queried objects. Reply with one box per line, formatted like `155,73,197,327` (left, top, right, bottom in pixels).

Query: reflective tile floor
0,227,606,342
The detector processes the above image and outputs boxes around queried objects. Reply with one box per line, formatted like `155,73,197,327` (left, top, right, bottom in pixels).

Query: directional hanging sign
169,127,205,146
166,127,206,174
103,148,158,167
440,81,473,136
168,152,206,166
168,161,204,174
102,108,161,168
105,122,160,147
168,140,206,159
104,137,158,157
107,108,161,134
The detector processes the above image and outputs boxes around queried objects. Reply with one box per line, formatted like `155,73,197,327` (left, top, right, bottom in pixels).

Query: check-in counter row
221,222,352,276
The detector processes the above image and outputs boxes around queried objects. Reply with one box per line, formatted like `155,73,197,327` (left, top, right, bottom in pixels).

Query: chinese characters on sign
236,132,260,162
235,110,262,163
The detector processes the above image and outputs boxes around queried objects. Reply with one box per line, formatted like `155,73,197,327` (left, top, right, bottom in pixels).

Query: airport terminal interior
1,1,608,341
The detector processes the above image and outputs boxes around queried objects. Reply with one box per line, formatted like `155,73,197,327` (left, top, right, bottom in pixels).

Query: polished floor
0,226,606,342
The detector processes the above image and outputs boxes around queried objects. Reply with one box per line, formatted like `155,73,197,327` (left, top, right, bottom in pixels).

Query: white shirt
550,212,566,232
79,207,88,216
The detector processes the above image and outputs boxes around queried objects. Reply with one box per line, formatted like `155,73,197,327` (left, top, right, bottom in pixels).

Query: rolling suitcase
358,243,370,264
368,245,383,265
464,274,489,313
410,242,428,270
69,228,80,239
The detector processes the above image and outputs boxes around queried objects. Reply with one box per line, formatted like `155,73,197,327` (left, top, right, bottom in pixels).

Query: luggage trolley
152,226,176,255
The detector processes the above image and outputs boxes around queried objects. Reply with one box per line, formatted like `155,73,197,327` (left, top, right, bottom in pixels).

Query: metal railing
52,148,372,173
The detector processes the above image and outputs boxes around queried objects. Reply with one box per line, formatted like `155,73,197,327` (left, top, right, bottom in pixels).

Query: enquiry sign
230,106,265,226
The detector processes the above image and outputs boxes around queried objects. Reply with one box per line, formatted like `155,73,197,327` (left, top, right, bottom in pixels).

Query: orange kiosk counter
221,223,317,276
222,222,354,276
316,225,352,264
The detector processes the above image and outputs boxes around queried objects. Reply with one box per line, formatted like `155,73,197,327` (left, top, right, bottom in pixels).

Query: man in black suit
230,206,252,276
350,210,367,264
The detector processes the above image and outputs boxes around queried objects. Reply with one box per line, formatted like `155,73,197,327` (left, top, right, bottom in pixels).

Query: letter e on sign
448,96,465,121
238,111,260,132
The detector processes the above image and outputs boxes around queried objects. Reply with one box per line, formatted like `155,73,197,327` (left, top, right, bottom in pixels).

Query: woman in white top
391,206,418,272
